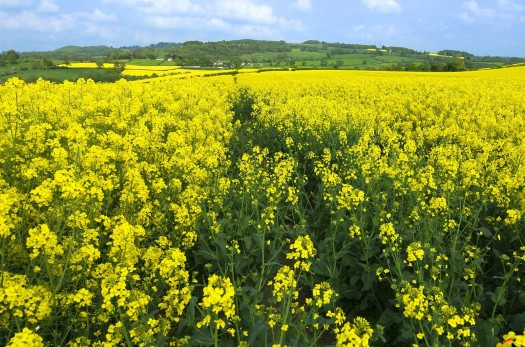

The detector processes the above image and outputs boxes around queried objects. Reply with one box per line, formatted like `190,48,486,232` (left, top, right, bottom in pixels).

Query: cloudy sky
1,0,524,56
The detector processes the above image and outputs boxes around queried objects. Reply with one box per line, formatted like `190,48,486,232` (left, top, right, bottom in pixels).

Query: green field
0,67,123,84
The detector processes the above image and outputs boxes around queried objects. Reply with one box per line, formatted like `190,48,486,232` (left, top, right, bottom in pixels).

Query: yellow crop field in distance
58,62,238,78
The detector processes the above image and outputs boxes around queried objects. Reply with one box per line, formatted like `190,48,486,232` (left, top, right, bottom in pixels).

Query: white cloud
0,0,33,9
37,0,58,13
90,8,117,22
214,0,277,24
146,13,304,36
0,7,118,44
349,24,397,40
108,0,304,37
1,10,76,32
460,0,525,24
461,0,496,21
362,0,402,13
278,17,305,31
146,15,221,30
83,22,120,41
291,0,312,12
103,0,202,15
497,0,524,12
1,0,306,49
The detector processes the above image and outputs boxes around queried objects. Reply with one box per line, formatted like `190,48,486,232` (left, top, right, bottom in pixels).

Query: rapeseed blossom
1,67,524,346
270,266,297,303
312,282,337,307
286,235,316,271
334,316,374,347
197,274,236,329
6,328,44,347
0,273,52,325
26,223,64,264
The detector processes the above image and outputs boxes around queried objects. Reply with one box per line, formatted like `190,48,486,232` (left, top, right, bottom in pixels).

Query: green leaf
476,226,492,238
188,328,214,346
509,313,525,332
248,319,268,345
519,291,525,305
196,245,218,261
491,286,507,306
242,235,252,250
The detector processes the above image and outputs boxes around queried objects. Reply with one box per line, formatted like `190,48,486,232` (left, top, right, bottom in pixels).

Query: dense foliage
1,67,524,346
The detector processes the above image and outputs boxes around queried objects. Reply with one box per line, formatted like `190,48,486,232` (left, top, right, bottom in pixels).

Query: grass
0,68,99,83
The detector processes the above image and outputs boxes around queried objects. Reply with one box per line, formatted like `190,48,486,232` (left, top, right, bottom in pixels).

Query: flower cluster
197,274,236,330
286,235,316,271
6,328,44,347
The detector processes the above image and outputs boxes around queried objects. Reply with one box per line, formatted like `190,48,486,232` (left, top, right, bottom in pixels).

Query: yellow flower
406,242,425,266
379,222,401,246
271,266,297,303
26,224,64,263
7,328,44,347
0,273,52,324
505,209,521,226
334,316,373,347
337,183,366,211
286,235,317,271
312,282,337,307
198,274,236,329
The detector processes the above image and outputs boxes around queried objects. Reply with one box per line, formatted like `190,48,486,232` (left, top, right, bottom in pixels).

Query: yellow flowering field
59,63,182,77
59,62,237,78
120,65,181,77
129,68,240,80
58,63,112,68
1,67,524,346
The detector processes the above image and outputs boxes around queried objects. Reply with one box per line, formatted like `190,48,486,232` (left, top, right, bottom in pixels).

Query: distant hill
13,40,524,69
2,39,524,83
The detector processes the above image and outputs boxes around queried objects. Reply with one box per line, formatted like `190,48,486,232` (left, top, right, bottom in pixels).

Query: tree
446,58,467,71
96,61,104,68
5,49,20,64
320,57,328,67
42,59,55,69
419,61,431,72
334,59,344,68
145,49,157,60
131,47,145,59
405,62,420,71
31,60,44,69
431,61,447,72
113,62,125,72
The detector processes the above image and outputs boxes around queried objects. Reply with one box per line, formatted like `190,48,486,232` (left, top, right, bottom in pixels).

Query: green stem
214,325,219,347
118,308,134,347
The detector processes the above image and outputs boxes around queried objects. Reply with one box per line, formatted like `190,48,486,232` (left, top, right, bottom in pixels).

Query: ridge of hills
12,39,525,68
2,39,524,83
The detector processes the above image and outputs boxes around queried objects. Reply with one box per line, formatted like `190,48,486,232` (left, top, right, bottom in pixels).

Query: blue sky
1,0,524,56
